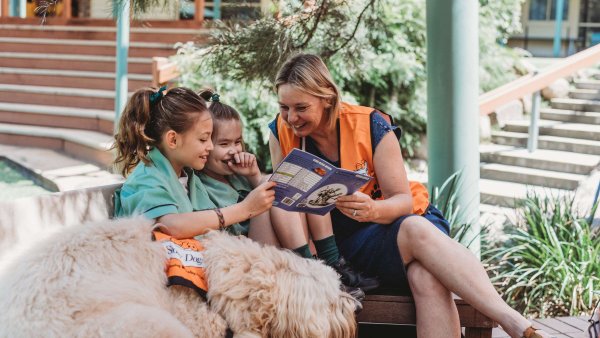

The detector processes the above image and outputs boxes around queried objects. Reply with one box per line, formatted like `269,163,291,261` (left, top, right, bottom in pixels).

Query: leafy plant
484,192,600,318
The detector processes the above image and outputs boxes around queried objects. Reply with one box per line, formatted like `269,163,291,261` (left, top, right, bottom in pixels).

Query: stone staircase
480,75,600,209
0,21,207,168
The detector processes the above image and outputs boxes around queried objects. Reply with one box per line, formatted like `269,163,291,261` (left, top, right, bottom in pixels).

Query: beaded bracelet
213,208,225,231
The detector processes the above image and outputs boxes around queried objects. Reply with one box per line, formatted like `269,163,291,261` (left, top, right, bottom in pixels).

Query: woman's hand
335,191,379,222
241,181,276,219
227,152,262,187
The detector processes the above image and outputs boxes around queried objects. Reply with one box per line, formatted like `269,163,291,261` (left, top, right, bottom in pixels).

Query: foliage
172,0,526,167
483,192,600,318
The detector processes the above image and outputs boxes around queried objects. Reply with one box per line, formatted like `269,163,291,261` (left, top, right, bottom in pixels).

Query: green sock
313,235,340,266
292,244,313,259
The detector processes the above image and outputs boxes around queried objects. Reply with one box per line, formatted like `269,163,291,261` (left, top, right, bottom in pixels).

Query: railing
479,43,600,151
152,57,180,87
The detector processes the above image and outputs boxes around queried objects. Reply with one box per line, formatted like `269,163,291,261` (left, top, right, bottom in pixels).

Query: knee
399,216,436,248
407,262,449,299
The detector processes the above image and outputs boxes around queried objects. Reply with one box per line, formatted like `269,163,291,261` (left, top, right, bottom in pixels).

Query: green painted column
114,0,130,133
553,0,565,57
426,0,480,254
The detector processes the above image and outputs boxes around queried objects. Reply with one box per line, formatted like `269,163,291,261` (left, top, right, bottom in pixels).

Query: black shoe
340,284,364,313
332,256,380,292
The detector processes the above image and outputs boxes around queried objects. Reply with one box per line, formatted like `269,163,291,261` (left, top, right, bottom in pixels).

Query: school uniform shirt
195,172,252,236
114,147,217,240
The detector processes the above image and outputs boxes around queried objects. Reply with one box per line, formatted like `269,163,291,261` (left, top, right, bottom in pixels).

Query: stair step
551,98,600,112
503,119,600,141
491,131,600,155
540,108,600,124
574,79,600,90
480,163,584,190
0,37,175,58
0,52,152,73
0,24,208,43
0,123,114,167
569,88,600,100
0,102,114,134
480,179,572,208
0,67,151,90
479,144,600,174
0,84,119,110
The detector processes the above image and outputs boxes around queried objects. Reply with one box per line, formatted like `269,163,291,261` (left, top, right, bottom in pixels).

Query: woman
267,53,548,338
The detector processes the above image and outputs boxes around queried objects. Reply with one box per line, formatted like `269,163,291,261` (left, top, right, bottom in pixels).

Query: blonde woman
267,53,549,338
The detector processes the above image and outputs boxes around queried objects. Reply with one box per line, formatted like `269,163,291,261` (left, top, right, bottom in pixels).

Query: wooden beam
62,0,72,19
1,0,9,17
479,43,600,115
152,57,180,87
195,0,204,23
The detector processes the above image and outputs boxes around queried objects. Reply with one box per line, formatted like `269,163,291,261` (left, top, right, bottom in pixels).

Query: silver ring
352,209,357,217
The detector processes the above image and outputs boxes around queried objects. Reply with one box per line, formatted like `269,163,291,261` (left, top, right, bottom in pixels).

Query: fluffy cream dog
0,217,357,338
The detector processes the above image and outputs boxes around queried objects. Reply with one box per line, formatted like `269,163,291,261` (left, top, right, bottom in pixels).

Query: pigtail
112,88,156,177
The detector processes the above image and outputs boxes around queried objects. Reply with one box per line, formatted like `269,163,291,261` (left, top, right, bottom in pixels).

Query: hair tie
150,85,167,103
210,93,220,103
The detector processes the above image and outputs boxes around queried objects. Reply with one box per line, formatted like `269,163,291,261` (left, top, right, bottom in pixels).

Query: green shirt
114,148,213,221
196,172,253,236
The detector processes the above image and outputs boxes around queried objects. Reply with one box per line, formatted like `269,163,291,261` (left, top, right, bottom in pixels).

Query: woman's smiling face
277,84,330,138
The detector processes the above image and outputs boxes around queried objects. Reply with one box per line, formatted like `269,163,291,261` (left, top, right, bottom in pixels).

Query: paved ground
0,144,123,199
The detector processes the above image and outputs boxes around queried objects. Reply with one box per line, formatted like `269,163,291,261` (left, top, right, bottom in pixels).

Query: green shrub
484,192,600,318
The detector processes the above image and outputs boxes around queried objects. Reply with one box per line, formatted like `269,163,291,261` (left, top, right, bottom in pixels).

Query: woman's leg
407,261,460,338
397,216,548,338
248,210,281,247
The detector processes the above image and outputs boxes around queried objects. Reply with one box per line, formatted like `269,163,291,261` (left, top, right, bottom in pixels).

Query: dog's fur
0,217,356,338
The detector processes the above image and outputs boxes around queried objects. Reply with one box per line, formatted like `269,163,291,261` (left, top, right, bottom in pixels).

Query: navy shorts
333,204,450,294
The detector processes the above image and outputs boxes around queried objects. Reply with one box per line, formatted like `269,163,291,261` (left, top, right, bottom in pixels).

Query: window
529,0,569,21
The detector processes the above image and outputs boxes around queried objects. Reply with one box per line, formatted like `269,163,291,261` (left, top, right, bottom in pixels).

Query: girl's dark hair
198,89,245,150
112,86,208,177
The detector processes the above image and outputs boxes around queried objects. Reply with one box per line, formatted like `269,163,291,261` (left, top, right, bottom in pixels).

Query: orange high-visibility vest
276,102,429,215
153,231,208,299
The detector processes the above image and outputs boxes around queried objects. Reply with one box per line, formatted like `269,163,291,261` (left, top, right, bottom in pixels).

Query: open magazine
269,148,372,215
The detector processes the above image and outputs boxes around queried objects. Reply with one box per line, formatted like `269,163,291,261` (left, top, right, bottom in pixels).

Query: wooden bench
0,184,497,337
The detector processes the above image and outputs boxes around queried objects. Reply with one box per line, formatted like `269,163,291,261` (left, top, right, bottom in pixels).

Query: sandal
521,326,544,338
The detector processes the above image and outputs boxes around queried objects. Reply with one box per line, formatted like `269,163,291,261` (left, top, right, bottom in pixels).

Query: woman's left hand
336,191,377,222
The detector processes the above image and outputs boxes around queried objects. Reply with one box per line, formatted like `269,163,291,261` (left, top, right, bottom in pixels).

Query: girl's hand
228,152,261,179
242,181,276,218
335,191,378,222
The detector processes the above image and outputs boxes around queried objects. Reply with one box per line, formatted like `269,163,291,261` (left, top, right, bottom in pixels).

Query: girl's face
204,119,244,176
168,112,214,172
277,84,330,138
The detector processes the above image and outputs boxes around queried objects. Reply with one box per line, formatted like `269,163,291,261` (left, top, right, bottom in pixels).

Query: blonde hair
275,53,341,130
112,87,208,177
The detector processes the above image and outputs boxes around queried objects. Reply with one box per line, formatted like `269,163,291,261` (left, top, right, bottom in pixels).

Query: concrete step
479,144,600,175
0,84,117,110
480,163,584,190
0,123,114,167
551,98,600,112
0,102,114,134
0,67,151,91
491,131,600,155
540,108,600,124
569,88,600,100
0,37,175,58
0,24,208,44
0,52,152,73
574,78,600,90
503,119,600,141
480,178,572,208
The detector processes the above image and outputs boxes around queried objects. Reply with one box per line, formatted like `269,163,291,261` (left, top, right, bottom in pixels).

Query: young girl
112,86,276,239
194,90,279,246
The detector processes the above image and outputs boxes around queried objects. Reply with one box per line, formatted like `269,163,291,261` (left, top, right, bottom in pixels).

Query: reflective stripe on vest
152,231,208,299
276,102,429,215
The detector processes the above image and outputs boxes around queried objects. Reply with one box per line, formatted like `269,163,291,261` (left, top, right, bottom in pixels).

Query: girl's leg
270,207,310,249
248,210,281,247
397,216,548,338
407,261,460,338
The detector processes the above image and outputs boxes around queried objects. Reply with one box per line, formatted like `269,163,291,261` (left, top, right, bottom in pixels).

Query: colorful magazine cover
269,148,372,215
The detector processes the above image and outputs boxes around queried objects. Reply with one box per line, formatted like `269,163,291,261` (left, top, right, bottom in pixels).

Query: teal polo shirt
114,147,214,220
196,172,252,236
